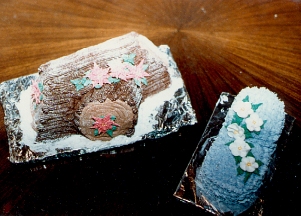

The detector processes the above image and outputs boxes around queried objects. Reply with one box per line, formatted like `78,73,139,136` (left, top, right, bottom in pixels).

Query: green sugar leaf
83,78,92,86
143,64,148,71
108,77,120,83
71,79,80,85
241,124,253,139
242,95,249,102
231,112,243,125
253,169,260,176
261,120,267,129
106,129,113,137
38,82,44,91
95,84,102,89
225,141,233,146
237,167,244,176
110,115,116,120
234,156,242,165
134,79,141,87
244,172,252,183
246,142,254,148
76,84,84,91
123,53,136,65
141,77,148,85
94,129,99,136
112,126,117,131
246,151,255,157
252,103,262,112
256,159,264,166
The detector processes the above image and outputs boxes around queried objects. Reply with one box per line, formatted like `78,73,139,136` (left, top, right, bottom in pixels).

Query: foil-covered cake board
0,33,197,163
174,92,295,216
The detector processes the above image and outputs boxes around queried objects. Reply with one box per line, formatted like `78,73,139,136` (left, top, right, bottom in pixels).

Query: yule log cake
0,32,197,163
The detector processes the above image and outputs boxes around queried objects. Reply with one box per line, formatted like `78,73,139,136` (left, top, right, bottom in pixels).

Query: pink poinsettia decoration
87,62,110,87
108,60,130,81
126,59,150,80
91,115,120,137
31,80,42,104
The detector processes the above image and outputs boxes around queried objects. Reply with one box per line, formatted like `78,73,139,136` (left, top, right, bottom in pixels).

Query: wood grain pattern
0,0,300,215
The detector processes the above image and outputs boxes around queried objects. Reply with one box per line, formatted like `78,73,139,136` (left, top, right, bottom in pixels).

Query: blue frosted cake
195,87,285,215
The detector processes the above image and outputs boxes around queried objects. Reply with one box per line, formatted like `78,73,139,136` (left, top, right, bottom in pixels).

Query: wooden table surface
0,0,300,215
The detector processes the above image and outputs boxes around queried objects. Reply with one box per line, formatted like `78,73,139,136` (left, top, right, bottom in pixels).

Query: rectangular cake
0,32,197,163
174,89,295,215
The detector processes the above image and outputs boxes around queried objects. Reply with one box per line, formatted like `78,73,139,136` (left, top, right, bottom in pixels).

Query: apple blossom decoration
225,95,267,183
71,53,149,91
91,114,120,137
31,79,44,108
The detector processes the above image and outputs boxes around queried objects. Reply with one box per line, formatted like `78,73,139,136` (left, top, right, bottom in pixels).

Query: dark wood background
0,0,300,215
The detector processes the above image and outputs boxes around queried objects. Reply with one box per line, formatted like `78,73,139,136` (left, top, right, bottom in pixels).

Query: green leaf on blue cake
225,141,233,146
256,159,264,166
253,169,260,176
237,167,244,176
242,95,249,102
234,156,242,165
246,142,254,148
241,124,253,139
251,103,262,112
244,172,252,183
246,151,255,157
231,112,243,125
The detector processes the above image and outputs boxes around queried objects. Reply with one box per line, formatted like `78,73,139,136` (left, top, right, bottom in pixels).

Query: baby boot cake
0,32,197,163
174,87,294,215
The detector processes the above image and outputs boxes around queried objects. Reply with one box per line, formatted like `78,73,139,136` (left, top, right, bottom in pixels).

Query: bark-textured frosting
32,32,171,141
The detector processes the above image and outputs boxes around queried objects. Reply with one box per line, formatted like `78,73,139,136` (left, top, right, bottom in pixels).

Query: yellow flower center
246,162,252,167
252,120,256,125
238,146,242,150
234,130,238,134
240,107,245,111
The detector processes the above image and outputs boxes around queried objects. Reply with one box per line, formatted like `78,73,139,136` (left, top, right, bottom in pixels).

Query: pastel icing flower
239,156,259,173
229,139,251,157
87,62,110,88
245,113,264,132
91,115,120,137
125,59,149,86
227,123,245,140
232,100,253,118
108,60,129,81
31,80,43,104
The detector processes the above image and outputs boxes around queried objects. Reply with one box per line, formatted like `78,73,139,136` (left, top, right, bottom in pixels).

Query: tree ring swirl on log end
79,99,134,141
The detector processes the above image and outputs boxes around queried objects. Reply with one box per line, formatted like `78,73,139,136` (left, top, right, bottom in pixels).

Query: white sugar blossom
232,100,253,118
229,139,251,157
227,123,245,140
239,156,259,172
245,113,263,132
